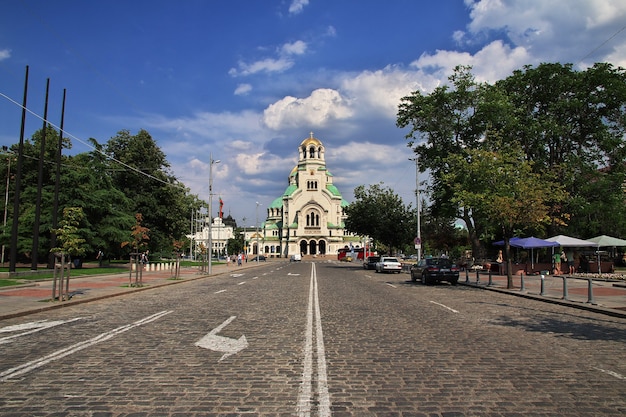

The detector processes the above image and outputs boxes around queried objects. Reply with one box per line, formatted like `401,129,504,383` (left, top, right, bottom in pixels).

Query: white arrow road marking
195,316,248,362
0,318,84,345
429,301,459,313
0,310,172,382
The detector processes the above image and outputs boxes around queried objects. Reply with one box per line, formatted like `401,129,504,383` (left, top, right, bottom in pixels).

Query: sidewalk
460,270,626,318
0,261,265,320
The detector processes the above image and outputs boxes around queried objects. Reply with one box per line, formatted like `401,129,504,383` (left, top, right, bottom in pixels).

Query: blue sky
1,0,625,226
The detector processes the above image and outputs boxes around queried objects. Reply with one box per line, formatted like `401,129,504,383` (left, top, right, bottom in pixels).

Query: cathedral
258,133,361,258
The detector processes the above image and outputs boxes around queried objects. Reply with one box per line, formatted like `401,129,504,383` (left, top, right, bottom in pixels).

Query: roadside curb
461,281,626,319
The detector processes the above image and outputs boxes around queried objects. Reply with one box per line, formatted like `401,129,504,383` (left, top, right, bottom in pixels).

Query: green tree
495,62,626,237
106,129,197,255
442,142,566,288
344,183,414,255
397,65,488,257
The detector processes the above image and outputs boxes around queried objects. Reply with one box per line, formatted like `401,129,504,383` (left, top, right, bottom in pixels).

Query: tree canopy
397,63,626,259
1,128,204,265
344,183,414,255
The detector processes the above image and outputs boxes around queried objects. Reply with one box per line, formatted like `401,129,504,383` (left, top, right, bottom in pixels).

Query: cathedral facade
258,134,361,258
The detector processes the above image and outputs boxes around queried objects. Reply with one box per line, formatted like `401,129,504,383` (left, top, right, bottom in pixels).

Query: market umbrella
493,237,558,268
587,235,626,247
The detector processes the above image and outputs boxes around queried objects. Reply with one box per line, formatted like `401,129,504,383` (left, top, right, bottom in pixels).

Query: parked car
410,257,460,285
340,255,353,262
375,256,402,273
290,253,302,262
363,256,380,270
250,255,267,262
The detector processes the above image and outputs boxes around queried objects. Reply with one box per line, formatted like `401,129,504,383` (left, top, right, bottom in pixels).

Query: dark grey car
363,256,380,270
410,257,460,285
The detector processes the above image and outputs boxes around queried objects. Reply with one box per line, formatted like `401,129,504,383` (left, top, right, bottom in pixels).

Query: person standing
566,249,575,274
552,250,562,275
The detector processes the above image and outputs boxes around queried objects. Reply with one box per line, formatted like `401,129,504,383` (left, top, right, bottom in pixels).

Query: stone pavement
0,260,266,320
460,269,626,318
2,260,626,320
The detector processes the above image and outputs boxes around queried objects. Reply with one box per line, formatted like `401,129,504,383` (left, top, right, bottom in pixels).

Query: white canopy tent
547,235,600,274
546,235,598,248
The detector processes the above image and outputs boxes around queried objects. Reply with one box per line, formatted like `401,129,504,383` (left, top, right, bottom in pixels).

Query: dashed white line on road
238,281,246,285
385,282,397,288
215,290,227,294
429,301,459,313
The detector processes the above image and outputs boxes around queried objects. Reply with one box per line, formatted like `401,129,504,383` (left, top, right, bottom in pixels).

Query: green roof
270,196,283,209
283,184,297,197
326,184,342,197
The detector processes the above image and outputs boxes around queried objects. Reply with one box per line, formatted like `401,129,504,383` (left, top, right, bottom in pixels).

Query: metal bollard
520,273,525,292
465,269,469,283
587,278,596,305
540,274,546,296
476,269,480,284
488,270,493,286
562,276,569,300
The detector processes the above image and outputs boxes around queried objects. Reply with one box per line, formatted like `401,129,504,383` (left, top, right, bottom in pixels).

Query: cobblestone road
1,261,625,416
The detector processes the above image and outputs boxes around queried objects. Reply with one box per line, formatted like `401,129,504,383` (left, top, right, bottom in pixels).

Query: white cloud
234,83,252,95
229,57,294,76
229,40,308,77
281,40,307,55
289,0,309,15
262,88,353,130
464,0,626,66
0,49,10,60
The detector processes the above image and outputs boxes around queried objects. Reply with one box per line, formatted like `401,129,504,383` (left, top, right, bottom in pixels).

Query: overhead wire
0,90,186,190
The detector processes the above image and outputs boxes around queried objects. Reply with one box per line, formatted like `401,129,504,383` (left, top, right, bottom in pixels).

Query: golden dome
300,132,322,147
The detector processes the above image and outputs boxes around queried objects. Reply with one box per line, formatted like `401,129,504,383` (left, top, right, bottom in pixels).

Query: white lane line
214,290,227,294
429,301,459,313
297,263,331,417
594,367,626,380
0,318,83,345
385,282,397,288
238,281,246,285
0,310,172,382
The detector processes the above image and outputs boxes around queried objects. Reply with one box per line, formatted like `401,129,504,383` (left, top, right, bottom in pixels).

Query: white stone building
259,133,361,258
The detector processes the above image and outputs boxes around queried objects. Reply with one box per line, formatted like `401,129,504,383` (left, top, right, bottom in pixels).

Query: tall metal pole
48,88,66,269
410,157,422,260
208,154,220,274
10,66,29,273
2,149,11,267
32,78,50,270
256,202,260,263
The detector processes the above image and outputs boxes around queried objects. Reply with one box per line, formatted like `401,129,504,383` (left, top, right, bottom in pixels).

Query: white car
375,257,402,273
290,254,302,262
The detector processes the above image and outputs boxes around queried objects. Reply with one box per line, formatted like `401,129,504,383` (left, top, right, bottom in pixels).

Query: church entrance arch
299,240,307,255
318,240,327,255
308,240,317,255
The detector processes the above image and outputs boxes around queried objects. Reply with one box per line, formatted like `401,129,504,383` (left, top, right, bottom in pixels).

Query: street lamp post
410,157,422,260
208,153,220,275
255,202,261,263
